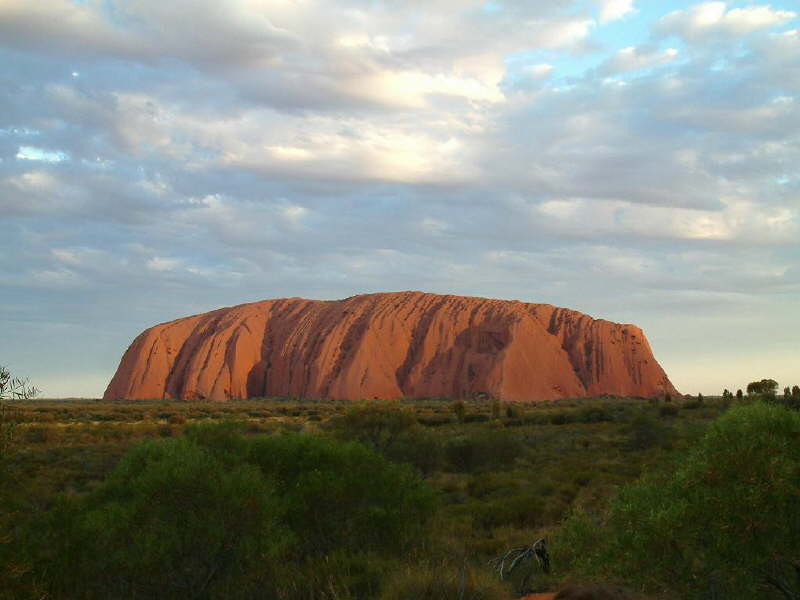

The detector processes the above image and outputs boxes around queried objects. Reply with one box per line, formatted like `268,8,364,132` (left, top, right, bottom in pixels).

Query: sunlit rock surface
104,291,678,402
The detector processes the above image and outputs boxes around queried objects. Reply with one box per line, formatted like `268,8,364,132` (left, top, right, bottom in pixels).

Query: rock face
104,291,678,402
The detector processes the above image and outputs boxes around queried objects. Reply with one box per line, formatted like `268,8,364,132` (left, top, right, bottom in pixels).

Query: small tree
0,365,38,461
786,385,800,410
0,367,38,598
0,366,38,401
736,389,743,400
747,379,778,397
452,400,466,423
491,399,501,420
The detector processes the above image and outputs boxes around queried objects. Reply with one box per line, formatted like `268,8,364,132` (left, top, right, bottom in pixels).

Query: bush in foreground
31,437,281,599
556,402,800,599
23,426,436,599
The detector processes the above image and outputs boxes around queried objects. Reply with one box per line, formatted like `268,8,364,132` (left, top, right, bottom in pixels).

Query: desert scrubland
4,393,798,599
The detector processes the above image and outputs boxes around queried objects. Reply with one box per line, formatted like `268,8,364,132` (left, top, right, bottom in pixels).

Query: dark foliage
20,426,435,599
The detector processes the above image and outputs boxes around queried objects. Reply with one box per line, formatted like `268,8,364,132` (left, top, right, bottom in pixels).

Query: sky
1,0,798,398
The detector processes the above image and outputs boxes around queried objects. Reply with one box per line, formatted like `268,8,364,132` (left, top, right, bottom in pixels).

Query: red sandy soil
521,586,636,599
105,291,678,402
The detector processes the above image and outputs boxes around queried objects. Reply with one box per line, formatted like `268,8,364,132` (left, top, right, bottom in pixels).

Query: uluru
104,291,678,402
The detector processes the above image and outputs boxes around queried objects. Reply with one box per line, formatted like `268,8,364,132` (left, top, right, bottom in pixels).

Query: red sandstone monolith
104,291,678,402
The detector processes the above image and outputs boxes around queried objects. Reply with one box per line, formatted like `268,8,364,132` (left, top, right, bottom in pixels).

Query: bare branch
489,538,550,588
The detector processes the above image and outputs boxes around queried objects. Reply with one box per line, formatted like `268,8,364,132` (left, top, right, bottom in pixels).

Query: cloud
534,197,798,242
0,0,140,58
146,256,181,272
16,145,69,162
523,63,555,79
1,0,799,396
597,0,637,24
658,2,797,39
0,0,595,114
600,45,678,74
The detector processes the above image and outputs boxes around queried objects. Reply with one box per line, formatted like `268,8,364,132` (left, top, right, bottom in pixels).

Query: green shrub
577,406,614,423
184,420,247,459
622,413,668,450
452,400,466,423
22,426,436,599
246,433,436,556
324,403,443,473
325,402,416,451
549,411,574,425
491,400,501,420
384,427,444,475
658,404,679,418
522,412,551,425
464,413,490,423
29,437,283,599
558,402,800,599
444,429,522,472
444,435,479,471
417,413,453,426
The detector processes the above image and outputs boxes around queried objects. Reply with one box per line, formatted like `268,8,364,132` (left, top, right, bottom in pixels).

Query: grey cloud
1,0,596,114
1,0,799,397
485,30,800,214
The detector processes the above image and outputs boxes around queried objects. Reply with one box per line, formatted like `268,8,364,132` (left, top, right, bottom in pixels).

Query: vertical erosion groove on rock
104,291,679,401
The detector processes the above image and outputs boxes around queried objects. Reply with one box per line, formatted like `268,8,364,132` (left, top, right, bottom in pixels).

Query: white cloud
7,170,59,193
280,204,308,223
0,0,593,114
523,63,555,79
16,145,68,162
601,45,678,74
597,0,637,24
268,146,314,161
542,18,594,47
659,2,797,39
361,69,505,107
532,197,798,243
146,257,181,272
724,5,798,33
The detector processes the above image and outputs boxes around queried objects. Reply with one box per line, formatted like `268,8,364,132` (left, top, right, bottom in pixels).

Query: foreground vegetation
1,390,798,599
